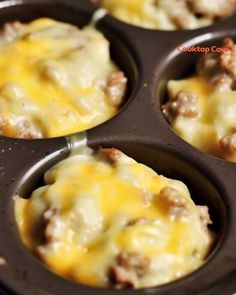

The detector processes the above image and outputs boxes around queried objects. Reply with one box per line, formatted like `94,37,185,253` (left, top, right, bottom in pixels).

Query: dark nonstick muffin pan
0,0,236,294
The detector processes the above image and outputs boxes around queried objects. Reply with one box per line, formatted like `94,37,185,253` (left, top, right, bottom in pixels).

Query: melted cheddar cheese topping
0,18,127,138
167,77,236,162
97,0,231,30
15,148,213,289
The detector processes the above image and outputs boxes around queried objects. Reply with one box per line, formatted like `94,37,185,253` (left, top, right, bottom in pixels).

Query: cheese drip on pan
15,148,214,289
0,18,127,138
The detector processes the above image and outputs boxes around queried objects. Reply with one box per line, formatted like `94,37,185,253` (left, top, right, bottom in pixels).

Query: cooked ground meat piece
158,186,189,219
109,252,150,289
16,120,35,140
162,91,199,123
1,21,23,41
197,205,213,230
109,265,135,289
43,208,63,243
97,148,122,165
117,252,149,277
197,38,236,90
165,0,198,30
211,72,235,91
158,0,236,30
188,0,236,19
105,71,127,107
219,133,236,153
197,52,219,78
220,39,236,85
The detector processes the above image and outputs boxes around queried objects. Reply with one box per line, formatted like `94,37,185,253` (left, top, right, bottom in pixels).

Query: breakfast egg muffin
0,18,127,139
163,38,236,162
94,0,236,30
15,148,214,289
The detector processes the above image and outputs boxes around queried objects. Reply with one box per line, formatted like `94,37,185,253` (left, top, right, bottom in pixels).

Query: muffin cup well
157,32,236,163
0,0,138,140
89,0,236,32
0,132,235,295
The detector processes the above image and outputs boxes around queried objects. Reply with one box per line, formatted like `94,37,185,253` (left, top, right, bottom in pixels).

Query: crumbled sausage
166,0,197,30
197,52,219,78
197,205,212,230
0,119,28,138
105,71,127,107
117,252,149,277
173,14,196,30
16,120,36,140
97,148,122,165
211,73,234,91
158,186,189,219
220,38,236,87
155,0,197,30
197,38,236,90
162,91,199,123
158,0,236,30
219,133,236,153
1,21,23,41
109,265,135,289
188,0,236,19
109,252,149,289
43,208,64,243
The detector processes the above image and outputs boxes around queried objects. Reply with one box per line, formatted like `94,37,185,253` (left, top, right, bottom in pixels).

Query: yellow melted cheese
15,148,213,289
167,77,236,162
99,0,213,30
0,18,126,138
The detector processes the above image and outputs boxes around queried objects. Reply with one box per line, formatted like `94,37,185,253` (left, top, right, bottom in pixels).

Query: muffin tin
0,0,236,294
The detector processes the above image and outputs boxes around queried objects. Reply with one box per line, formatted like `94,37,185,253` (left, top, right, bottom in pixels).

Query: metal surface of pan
0,0,236,294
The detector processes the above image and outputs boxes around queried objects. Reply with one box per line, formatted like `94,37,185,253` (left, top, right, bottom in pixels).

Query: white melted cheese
167,77,236,162
99,0,216,30
0,18,126,138
15,149,213,289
